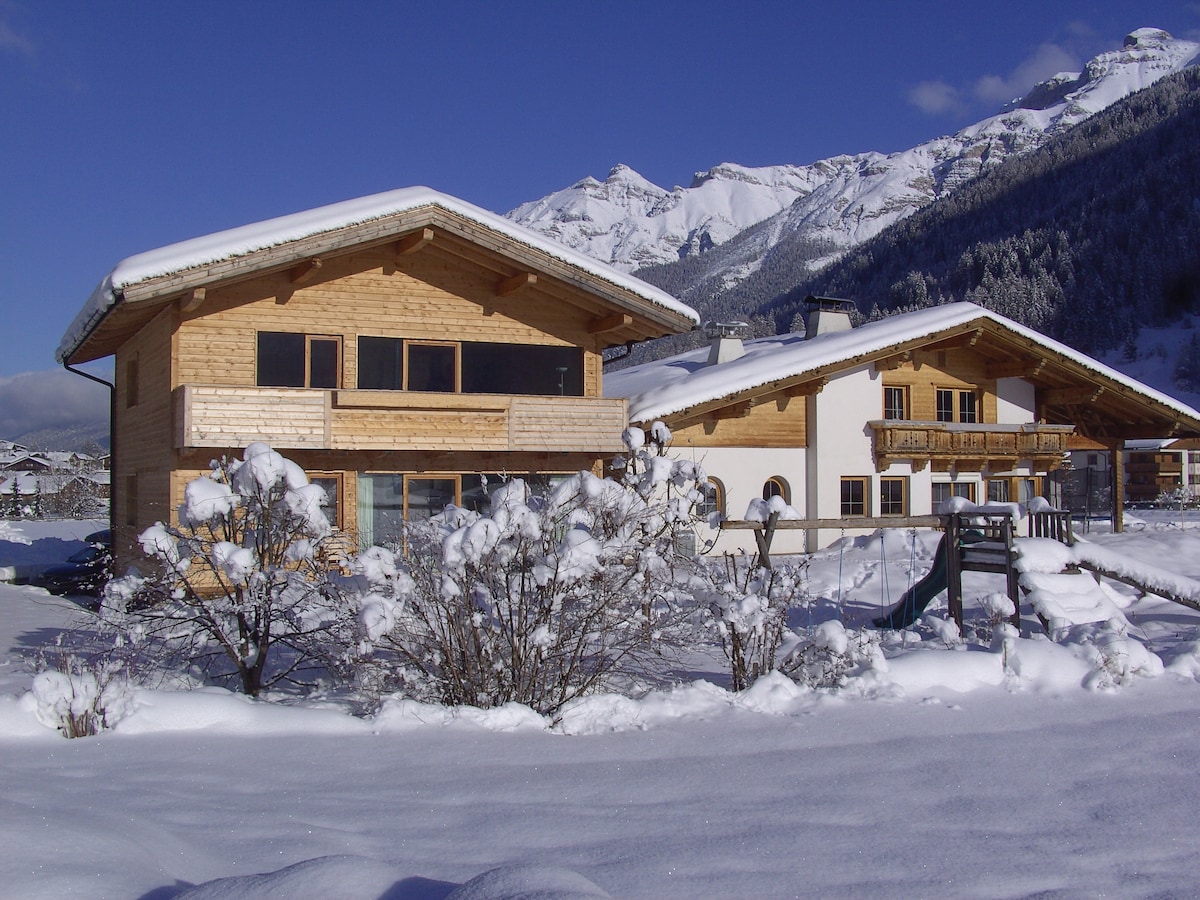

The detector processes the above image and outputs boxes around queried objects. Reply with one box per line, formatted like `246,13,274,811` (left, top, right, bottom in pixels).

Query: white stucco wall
995,377,1035,423
684,446,808,555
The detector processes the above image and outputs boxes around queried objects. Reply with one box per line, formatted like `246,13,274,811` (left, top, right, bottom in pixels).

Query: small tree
697,552,807,691
354,424,708,714
103,443,358,696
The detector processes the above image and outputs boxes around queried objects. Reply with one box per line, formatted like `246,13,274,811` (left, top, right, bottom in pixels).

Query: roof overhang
60,188,699,365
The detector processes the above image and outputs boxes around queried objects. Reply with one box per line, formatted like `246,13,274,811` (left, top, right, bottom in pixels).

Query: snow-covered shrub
356,424,708,715
31,649,131,738
696,553,807,691
102,444,359,697
779,621,884,689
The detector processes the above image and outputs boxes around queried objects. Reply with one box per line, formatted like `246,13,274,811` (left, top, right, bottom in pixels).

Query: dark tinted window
309,339,339,389
461,342,583,395
358,337,403,390
257,332,305,387
408,344,456,392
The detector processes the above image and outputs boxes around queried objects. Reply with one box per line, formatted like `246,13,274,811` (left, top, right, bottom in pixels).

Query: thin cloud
973,42,1081,105
907,80,965,116
0,2,34,57
0,368,110,439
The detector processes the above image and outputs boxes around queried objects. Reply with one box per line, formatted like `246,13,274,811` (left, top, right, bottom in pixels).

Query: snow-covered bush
779,621,884,689
696,553,807,691
355,424,708,715
31,649,131,738
102,443,359,697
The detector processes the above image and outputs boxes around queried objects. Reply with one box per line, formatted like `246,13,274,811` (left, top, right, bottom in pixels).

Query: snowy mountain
508,28,1199,288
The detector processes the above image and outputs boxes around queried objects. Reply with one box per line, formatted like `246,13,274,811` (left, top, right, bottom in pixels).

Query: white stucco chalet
607,299,1200,554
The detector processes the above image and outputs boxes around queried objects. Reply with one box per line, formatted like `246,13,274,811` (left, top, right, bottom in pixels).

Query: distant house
607,298,1200,554
0,452,53,473
57,187,698,564
1122,438,1200,503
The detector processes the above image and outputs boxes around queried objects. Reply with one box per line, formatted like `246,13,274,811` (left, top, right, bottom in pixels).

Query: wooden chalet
607,298,1200,553
58,187,699,563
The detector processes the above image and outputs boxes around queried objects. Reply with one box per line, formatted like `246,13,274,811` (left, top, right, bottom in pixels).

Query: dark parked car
33,531,112,597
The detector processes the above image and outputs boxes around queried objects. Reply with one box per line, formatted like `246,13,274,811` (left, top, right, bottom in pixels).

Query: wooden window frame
879,476,908,516
931,481,976,507
840,476,868,516
762,476,790,504
882,385,908,420
699,477,726,519
256,331,342,389
936,387,981,424
308,473,343,528
403,340,461,393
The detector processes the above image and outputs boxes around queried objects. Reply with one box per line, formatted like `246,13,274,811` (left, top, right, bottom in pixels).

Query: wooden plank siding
668,392,808,448
175,386,627,454
880,348,999,423
173,246,607,396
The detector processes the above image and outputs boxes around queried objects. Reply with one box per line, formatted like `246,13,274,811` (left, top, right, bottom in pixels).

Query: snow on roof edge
611,302,1200,427
57,186,698,363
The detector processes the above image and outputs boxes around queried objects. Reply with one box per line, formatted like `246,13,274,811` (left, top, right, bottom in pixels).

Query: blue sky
1,1,1198,438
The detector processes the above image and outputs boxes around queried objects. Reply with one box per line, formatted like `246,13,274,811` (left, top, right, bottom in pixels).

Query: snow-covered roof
607,302,1200,430
58,186,699,363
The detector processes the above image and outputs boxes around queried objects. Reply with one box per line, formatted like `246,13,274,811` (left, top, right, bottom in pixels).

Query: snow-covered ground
1,515,1197,899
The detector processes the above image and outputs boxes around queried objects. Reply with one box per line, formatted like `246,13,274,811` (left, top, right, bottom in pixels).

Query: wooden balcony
869,420,1074,472
174,385,628,454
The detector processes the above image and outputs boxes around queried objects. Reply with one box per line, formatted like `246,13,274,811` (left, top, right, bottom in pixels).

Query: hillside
764,66,1200,377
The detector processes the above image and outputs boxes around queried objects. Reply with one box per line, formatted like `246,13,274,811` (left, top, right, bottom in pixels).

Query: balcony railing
174,385,628,454
869,420,1074,471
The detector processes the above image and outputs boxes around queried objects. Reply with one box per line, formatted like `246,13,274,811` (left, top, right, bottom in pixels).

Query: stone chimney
704,321,749,365
804,295,856,338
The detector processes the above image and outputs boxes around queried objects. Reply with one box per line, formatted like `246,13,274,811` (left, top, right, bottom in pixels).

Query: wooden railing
174,385,628,453
869,421,1073,469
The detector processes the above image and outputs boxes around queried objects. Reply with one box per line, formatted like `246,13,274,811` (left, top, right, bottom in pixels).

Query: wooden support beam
178,287,206,313
588,312,633,334
709,401,753,420
289,258,323,285
986,357,1047,379
1043,385,1105,406
875,351,911,371
784,377,827,397
496,271,537,296
395,227,434,257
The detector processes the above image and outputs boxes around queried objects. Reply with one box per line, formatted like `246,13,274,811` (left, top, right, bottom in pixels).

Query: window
256,332,340,388
356,472,504,546
407,343,457,392
841,477,867,516
310,475,341,527
959,391,978,423
698,478,725,519
986,476,1042,505
357,336,585,396
936,387,979,423
461,343,584,395
880,477,907,516
932,481,976,507
762,477,789,504
883,385,908,420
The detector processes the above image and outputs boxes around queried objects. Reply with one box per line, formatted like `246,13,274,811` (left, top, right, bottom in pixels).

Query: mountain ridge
507,27,1198,298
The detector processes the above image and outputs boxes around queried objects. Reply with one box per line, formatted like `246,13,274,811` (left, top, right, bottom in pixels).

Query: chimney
804,295,857,338
704,321,749,365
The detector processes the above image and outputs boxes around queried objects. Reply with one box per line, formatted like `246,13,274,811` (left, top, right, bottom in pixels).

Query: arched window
698,477,725,519
762,476,790,505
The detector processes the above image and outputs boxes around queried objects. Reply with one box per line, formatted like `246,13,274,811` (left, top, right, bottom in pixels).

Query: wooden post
1003,515,1020,628
1110,442,1124,533
945,513,963,632
753,511,780,570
